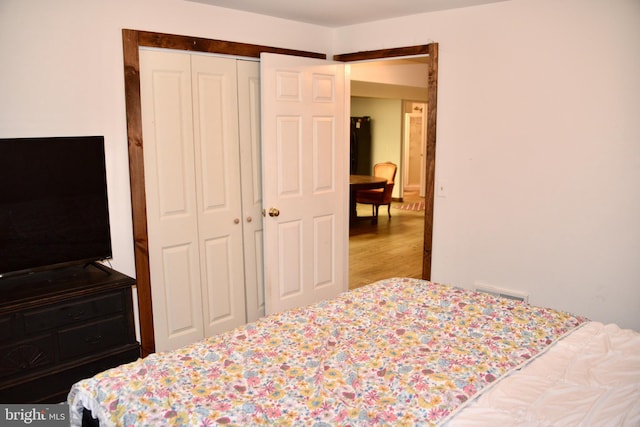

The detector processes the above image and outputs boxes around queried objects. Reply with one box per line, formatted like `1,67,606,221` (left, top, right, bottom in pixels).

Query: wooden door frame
334,44,439,282
122,29,438,356
122,29,326,356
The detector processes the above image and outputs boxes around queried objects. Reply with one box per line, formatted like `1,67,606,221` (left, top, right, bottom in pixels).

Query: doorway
347,61,428,288
335,45,439,283
333,43,438,279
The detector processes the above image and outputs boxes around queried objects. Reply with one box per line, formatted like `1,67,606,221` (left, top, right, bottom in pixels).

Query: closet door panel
140,49,204,351
247,229,265,321
191,55,247,335
237,60,265,322
313,215,335,286
202,237,235,324
161,243,201,337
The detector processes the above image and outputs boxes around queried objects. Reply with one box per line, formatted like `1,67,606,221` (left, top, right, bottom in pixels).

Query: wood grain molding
333,44,432,62
133,30,327,59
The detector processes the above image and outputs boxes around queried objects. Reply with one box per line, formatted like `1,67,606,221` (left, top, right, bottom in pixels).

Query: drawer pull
83,334,103,345
66,310,86,320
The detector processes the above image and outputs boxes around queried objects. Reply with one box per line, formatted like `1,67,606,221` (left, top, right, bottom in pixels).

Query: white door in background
403,108,427,196
260,53,349,314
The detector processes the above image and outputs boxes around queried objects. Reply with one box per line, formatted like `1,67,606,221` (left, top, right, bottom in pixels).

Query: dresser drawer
23,291,126,334
0,316,12,342
0,335,55,379
0,345,140,404
58,316,132,360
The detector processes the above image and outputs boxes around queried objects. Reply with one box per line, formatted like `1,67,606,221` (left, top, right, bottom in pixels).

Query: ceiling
186,0,510,27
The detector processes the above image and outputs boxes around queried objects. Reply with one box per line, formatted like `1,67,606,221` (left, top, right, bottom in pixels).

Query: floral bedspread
68,278,586,426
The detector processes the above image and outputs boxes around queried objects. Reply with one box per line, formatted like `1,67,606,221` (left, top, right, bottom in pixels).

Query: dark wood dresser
0,263,140,403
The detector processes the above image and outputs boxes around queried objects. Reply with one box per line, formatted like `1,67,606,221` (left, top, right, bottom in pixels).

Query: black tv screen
0,136,112,277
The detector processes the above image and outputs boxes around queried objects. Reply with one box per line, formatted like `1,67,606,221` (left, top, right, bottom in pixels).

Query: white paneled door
140,50,258,351
260,53,349,314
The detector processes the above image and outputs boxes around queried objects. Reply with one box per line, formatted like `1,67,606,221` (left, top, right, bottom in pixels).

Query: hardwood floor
349,191,425,290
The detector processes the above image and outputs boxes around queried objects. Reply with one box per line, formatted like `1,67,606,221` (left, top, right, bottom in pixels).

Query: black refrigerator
350,116,372,175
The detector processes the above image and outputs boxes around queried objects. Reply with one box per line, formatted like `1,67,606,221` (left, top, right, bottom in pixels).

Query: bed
67,278,640,426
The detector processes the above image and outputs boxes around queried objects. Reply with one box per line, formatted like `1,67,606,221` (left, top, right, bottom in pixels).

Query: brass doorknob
268,208,280,217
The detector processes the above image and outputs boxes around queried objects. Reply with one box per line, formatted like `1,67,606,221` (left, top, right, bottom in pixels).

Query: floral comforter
68,278,586,426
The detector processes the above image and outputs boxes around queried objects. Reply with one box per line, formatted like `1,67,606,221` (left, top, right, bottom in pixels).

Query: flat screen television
0,136,112,278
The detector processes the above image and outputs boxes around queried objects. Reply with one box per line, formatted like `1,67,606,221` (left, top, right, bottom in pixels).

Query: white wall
350,60,428,88
336,0,640,330
2,0,638,331
0,0,333,279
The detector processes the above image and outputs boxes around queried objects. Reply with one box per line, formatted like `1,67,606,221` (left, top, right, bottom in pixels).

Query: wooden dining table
349,174,387,223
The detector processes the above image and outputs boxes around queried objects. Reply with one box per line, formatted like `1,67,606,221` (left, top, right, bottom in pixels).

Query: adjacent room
348,57,429,288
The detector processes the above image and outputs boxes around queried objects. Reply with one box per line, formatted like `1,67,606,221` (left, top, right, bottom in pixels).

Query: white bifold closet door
140,49,264,352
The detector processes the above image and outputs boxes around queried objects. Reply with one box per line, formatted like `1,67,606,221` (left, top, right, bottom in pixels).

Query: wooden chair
356,162,397,224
